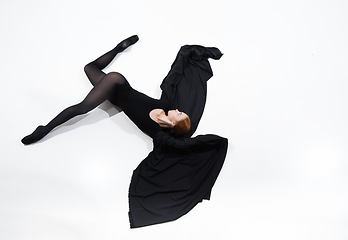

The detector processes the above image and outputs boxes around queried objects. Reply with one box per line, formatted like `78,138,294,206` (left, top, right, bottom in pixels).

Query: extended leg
84,35,139,86
21,72,127,145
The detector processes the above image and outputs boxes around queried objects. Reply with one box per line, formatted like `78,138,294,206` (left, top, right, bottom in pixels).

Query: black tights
21,35,139,145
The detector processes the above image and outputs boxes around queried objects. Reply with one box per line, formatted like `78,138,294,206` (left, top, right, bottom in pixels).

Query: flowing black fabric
128,45,227,228
160,45,223,138
129,131,228,228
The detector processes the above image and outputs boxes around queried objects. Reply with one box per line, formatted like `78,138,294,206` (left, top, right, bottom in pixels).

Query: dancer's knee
84,63,93,75
106,72,126,85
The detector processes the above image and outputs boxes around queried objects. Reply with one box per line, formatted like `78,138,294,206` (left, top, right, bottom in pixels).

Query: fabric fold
128,45,227,228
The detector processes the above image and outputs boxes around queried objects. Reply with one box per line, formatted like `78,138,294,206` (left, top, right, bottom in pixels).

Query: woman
21,35,191,144
21,36,228,228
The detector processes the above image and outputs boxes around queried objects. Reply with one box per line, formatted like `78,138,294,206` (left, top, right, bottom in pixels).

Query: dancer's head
167,110,191,136
151,109,191,136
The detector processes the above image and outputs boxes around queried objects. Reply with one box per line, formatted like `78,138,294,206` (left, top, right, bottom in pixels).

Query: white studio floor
1,0,348,239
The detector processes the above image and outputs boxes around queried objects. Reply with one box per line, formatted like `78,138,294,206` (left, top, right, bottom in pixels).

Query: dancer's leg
21,72,127,145
84,35,139,86
21,35,139,145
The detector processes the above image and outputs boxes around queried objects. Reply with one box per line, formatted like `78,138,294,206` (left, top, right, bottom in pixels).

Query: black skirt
128,45,227,228
129,131,228,228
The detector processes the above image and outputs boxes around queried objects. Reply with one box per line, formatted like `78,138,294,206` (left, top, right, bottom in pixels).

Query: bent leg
84,35,139,86
21,72,127,145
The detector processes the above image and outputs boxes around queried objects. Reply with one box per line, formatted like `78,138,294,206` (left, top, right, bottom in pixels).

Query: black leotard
108,80,169,138
108,44,223,140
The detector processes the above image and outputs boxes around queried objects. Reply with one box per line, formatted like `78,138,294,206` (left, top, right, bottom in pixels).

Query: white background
1,0,348,239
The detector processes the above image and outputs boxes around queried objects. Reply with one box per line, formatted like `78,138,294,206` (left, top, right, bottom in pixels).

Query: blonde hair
172,116,191,136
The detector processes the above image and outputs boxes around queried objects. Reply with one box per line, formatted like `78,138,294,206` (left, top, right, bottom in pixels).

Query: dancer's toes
118,35,139,51
21,125,48,145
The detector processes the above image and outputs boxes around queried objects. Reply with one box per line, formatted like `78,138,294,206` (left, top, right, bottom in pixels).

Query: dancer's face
168,109,188,125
